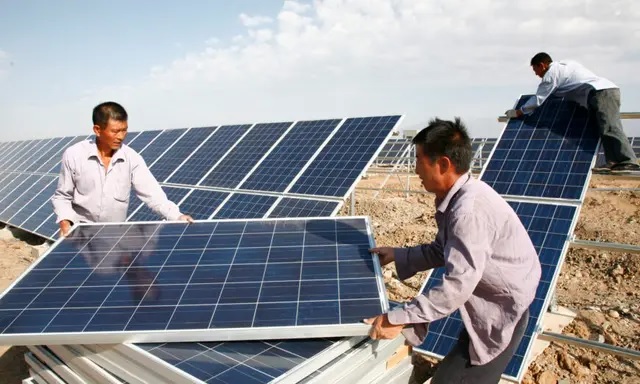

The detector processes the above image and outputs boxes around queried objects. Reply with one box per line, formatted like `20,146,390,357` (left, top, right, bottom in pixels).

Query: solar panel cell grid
239,120,340,193
128,187,192,222
213,194,277,219
481,97,598,200
177,190,229,220
125,130,162,153
289,116,401,197
138,129,187,166
167,125,252,186
149,127,217,183
200,123,293,189
268,198,339,218
0,217,386,345
138,338,338,384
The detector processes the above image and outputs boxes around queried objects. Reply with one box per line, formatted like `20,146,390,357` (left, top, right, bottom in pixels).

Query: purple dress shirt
387,173,541,365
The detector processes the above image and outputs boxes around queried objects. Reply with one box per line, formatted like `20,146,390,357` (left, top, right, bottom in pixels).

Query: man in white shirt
52,101,193,236
505,52,639,172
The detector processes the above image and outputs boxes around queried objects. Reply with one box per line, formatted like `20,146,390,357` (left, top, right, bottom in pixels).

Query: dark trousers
430,309,529,384
588,88,638,166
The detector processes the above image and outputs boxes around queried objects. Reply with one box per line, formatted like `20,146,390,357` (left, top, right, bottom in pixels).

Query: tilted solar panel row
0,115,402,240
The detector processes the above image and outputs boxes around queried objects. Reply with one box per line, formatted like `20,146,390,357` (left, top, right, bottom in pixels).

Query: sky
1,0,640,141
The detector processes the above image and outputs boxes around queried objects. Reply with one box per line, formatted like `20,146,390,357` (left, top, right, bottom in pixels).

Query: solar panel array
415,95,599,381
374,137,497,172
0,217,387,345
0,115,402,240
594,136,640,167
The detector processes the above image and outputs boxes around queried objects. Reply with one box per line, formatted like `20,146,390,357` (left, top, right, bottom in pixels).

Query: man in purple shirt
365,118,541,383
52,101,193,236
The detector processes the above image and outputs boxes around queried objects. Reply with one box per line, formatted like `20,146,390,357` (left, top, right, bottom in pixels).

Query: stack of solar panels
414,95,600,382
0,115,417,383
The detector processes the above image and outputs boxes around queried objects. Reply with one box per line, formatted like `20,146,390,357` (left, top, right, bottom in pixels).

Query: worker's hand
505,109,522,119
363,313,405,340
370,247,395,266
59,220,72,238
178,214,194,223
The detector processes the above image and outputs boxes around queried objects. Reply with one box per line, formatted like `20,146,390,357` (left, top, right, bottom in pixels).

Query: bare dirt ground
0,173,638,383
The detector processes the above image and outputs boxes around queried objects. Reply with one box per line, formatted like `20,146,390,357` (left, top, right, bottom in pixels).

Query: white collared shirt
52,139,182,224
521,60,618,114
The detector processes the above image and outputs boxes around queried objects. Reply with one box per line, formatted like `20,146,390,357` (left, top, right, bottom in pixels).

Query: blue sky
1,0,640,141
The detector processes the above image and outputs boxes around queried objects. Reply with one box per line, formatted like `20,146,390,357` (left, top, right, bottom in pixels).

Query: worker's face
94,119,128,151
415,144,444,194
532,63,547,78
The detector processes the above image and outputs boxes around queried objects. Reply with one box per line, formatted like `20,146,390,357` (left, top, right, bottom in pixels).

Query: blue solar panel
11,179,58,229
166,125,251,186
481,96,598,200
149,127,216,183
37,136,88,175
239,120,341,192
137,338,339,384
0,141,29,169
595,137,633,167
126,130,162,153
0,217,386,345
23,138,70,173
0,175,55,223
200,123,293,189
2,140,39,171
214,194,278,219
0,173,31,199
289,116,401,197
177,189,229,220
123,131,140,145
139,129,188,165
268,198,339,218
416,201,577,380
11,139,57,172
33,213,60,239
128,186,192,222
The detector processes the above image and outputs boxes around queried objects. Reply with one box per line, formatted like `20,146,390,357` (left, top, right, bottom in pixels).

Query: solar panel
268,198,340,218
177,189,229,220
138,129,188,165
0,175,55,223
10,179,58,229
199,123,293,189
136,338,341,384
11,139,57,172
123,131,140,145
0,217,387,345
480,96,598,200
33,213,60,239
213,194,278,219
2,140,39,171
149,127,217,183
415,201,577,381
23,138,71,173
0,141,29,169
239,120,341,193
595,137,633,167
125,130,162,153
0,173,31,198
128,186,192,222
166,125,252,186
37,136,89,175
288,116,401,197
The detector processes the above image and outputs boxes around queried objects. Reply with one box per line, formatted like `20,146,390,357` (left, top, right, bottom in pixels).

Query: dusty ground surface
0,173,638,383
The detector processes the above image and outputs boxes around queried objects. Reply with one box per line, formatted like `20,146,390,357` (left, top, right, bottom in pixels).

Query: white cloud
4,0,640,140
239,13,273,27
